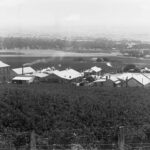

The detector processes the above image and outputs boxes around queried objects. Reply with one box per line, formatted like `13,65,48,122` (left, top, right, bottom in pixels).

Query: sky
1,0,150,38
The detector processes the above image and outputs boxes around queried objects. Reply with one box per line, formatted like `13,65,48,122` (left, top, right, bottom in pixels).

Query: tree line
0,37,144,50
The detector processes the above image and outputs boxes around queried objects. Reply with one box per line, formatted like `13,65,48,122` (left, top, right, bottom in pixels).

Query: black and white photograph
1,0,150,149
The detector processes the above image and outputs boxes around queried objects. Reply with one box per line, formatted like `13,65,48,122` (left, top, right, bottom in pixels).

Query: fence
1,126,150,150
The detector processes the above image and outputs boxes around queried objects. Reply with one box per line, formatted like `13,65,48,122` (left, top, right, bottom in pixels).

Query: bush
123,64,140,72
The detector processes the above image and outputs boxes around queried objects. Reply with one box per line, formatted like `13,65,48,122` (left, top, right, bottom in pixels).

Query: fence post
118,126,125,150
30,130,37,150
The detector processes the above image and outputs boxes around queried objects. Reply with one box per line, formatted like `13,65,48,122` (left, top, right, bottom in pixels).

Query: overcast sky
1,0,150,37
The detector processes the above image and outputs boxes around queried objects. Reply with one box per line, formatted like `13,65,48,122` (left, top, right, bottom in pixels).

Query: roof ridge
140,72,150,80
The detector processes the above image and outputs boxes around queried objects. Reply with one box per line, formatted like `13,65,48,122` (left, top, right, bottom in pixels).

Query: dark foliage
0,84,150,145
123,64,140,72
0,37,116,50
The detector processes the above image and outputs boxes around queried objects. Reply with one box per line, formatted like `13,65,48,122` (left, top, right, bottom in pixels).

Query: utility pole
118,126,125,150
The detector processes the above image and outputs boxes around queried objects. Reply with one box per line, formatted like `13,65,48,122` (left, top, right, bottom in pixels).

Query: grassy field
1,55,150,72
0,56,124,73
1,47,150,72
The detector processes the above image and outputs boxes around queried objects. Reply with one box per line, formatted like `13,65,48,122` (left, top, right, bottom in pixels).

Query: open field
0,49,120,57
1,49,150,72
1,55,150,71
0,56,124,73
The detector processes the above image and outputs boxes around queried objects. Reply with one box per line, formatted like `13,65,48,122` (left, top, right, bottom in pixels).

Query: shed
93,78,106,87
32,72,49,82
12,76,35,84
91,66,102,73
103,76,122,87
84,66,102,76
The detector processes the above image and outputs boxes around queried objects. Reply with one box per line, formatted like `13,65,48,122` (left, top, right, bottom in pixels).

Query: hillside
0,83,150,145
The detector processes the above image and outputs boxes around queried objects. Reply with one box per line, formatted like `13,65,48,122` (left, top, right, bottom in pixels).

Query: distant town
1,57,150,88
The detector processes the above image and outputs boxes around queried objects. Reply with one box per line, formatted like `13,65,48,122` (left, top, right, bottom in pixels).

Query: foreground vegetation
0,83,150,146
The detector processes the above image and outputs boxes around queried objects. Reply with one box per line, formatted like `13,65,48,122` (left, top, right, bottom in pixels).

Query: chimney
106,76,108,80
22,66,24,75
125,77,128,87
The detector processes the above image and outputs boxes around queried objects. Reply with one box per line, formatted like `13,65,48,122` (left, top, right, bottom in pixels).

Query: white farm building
12,66,35,75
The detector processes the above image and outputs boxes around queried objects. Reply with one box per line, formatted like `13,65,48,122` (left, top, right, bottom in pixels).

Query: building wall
0,67,10,82
84,71,101,76
103,80,115,87
93,82,104,87
40,74,65,83
127,78,143,87
144,83,150,88
10,70,17,79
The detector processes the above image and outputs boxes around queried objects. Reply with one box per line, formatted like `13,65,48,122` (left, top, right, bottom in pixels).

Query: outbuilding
84,66,102,76
93,78,106,87
103,76,122,87
12,76,35,84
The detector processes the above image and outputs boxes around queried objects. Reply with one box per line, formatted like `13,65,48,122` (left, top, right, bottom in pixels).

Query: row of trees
0,37,144,50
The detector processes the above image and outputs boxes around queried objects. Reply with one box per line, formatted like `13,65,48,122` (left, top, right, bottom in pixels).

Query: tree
123,64,140,72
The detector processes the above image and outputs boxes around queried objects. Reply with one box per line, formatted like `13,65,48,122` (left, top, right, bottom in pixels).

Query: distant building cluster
1,60,150,88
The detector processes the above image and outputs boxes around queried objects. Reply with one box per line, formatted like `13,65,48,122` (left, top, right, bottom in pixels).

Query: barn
0,61,10,83
44,69,83,83
126,77,143,87
126,74,150,87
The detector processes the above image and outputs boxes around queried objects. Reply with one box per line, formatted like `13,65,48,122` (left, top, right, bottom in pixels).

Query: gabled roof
141,67,150,72
91,66,102,72
84,66,102,73
111,76,118,82
115,80,122,84
12,76,34,81
0,61,10,68
84,69,93,73
53,69,82,80
106,62,112,67
103,74,121,84
93,78,106,83
12,67,35,75
104,73,133,81
53,70,60,75
109,76,122,85
129,73,150,86
32,72,49,78
117,73,133,81
143,73,150,79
